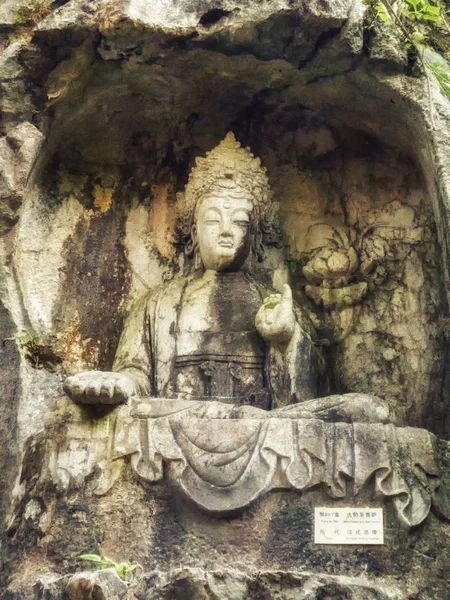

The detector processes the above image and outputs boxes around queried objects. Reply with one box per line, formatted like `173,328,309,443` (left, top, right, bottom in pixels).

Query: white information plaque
314,508,384,545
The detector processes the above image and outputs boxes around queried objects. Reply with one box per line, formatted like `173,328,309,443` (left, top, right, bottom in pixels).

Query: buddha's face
195,192,253,272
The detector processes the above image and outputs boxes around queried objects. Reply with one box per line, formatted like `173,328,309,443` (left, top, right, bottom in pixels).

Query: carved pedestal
6,399,450,599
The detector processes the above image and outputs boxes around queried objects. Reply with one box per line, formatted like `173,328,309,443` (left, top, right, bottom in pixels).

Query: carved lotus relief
302,228,359,289
295,202,423,342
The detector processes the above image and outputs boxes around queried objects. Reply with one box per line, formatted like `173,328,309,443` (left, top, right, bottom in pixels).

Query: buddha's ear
184,223,197,257
190,224,197,247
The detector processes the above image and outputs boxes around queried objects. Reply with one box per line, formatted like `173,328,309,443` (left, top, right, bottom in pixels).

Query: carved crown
178,132,279,259
180,132,273,219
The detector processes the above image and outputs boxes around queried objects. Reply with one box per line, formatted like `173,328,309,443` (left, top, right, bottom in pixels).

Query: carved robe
113,270,326,409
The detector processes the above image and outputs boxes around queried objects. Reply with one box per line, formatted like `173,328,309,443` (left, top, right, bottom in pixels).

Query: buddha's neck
203,269,247,280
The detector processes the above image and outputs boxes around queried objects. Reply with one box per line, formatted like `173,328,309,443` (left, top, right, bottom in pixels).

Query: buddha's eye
232,211,250,228
233,220,249,228
204,210,220,224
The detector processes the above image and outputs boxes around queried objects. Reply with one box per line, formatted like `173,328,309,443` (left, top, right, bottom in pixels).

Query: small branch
382,0,411,39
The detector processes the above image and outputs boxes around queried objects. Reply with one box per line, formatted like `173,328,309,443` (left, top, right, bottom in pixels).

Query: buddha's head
195,183,253,271
179,132,278,272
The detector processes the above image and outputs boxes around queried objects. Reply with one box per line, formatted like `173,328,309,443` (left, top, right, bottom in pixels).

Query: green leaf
425,57,450,99
79,552,138,581
412,32,429,44
422,13,442,21
427,5,442,15
80,554,105,563
403,0,444,23
116,563,138,581
375,2,390,21
405,0,421,12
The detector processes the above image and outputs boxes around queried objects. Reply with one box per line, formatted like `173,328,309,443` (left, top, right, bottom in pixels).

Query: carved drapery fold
7,403,444,538
96,403,442,527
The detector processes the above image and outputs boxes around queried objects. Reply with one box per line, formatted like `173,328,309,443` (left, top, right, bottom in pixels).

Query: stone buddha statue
64,133,395,425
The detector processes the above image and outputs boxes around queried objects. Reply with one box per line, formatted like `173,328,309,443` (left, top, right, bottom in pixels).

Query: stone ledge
35,567,406,600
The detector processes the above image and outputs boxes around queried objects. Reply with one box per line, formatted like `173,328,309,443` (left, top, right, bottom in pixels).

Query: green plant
403,0,444,24
424,55,450,94
369,0,450,102
80,554,138,582
6,328,63,369
371,0,447,33
375,2,391,21
370,0,449,38
373,0,447,25
14,0,53,26
7,328,39,348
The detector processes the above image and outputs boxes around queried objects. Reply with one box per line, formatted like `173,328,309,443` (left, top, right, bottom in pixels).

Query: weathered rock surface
143,568,407,600
4,396,450,599
36,568,128,600
34,567,410,600
2,1,450,599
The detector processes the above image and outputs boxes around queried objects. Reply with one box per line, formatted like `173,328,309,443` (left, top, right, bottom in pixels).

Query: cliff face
1,1,450,598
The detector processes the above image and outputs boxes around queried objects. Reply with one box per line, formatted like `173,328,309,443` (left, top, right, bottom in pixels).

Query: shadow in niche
32,40,450,437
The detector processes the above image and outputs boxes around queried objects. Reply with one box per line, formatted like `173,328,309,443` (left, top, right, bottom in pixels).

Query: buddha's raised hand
255,284,296,344
63,371,135,405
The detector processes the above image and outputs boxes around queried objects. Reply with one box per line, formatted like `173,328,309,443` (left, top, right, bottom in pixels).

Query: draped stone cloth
101,399,440,527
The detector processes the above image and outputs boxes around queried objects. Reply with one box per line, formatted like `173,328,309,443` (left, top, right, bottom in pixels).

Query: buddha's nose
220,217,233,236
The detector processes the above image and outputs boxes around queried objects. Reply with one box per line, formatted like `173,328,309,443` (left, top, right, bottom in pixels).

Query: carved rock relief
245,119,449,434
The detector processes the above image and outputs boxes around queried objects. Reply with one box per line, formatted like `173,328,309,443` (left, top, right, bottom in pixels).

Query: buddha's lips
218,241,233,248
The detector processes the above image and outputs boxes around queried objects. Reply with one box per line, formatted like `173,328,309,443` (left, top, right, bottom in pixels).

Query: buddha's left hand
255,284,296,344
